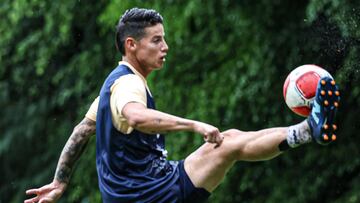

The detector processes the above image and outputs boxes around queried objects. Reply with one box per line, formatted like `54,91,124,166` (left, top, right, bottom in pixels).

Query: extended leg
184,76,340,193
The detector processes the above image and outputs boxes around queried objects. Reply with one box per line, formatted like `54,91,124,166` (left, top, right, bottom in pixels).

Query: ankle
286,120,312,148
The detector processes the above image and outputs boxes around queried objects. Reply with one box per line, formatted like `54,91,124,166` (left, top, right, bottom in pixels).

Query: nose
161,40,169,52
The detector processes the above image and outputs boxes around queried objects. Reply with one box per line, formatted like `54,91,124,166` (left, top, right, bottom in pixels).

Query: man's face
134,23,168,72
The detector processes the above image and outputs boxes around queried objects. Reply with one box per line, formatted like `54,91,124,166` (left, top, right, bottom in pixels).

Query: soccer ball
283,64,333,117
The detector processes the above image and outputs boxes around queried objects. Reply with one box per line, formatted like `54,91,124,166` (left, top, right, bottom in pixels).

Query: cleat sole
318,78,340,144
308,77,340,145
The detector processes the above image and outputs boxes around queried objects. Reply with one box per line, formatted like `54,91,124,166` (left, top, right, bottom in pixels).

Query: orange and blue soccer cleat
307,76,340,145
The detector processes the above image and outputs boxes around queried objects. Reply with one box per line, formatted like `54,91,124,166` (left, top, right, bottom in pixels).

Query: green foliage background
1,0,359,202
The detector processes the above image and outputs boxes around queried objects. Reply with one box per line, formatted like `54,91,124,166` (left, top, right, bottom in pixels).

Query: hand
194,121,224,147
24,181,66,203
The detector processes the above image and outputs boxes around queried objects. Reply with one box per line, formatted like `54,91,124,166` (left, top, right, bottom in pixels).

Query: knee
221,129,255,161
222,129,244,137
218,129,248,161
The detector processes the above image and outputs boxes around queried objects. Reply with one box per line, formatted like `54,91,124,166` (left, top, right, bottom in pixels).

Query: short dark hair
115,8,163,55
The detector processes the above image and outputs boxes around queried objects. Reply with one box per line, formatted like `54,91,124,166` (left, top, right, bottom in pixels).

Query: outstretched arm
123,102,223,145
24,117,96,203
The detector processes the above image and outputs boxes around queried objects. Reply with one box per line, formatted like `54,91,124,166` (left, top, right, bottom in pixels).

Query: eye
152,37,162,43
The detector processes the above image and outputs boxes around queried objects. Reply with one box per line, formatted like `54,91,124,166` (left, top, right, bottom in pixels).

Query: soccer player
24,8,340,203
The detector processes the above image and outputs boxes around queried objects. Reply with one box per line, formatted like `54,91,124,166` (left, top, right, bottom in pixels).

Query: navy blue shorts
178,160,211,203
101,160,210,203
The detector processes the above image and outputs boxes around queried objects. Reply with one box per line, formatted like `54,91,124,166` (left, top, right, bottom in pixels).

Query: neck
122,56,150,78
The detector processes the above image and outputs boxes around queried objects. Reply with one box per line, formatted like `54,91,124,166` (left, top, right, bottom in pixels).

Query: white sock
287,120,312,148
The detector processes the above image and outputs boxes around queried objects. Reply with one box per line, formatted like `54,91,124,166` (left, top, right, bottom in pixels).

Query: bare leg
184,127,287,192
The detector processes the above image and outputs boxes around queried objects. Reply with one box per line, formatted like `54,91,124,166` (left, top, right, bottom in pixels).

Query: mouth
160,55,166,62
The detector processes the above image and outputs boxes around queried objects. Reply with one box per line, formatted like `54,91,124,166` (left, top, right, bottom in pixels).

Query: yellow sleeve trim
110,74,147,134
85,96,99,122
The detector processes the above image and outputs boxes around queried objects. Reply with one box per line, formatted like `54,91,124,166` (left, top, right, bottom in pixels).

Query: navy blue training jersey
96,64,179,202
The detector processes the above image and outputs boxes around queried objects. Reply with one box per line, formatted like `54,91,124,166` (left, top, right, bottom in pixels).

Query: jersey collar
118,61,147,85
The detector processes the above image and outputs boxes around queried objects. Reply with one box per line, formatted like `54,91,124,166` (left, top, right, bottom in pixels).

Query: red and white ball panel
283,65,333,117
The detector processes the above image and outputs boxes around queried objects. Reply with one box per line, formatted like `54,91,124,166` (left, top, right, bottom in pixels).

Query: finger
217,134,224,144
26,189,40,195
39,197,53,203
38,186,51,193
204,134,215,143
204,133,212,142
24,196,39,203
207,135,216,143
214,134,224,148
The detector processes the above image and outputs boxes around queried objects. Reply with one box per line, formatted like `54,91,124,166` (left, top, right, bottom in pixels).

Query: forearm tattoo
135,117,192,134
54,118,96,184
176,120,190,126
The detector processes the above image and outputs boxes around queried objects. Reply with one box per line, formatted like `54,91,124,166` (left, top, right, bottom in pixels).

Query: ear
124,37,137,53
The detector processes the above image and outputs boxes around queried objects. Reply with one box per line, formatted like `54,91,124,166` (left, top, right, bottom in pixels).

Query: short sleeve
110,74,147,133
85,96,99,122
